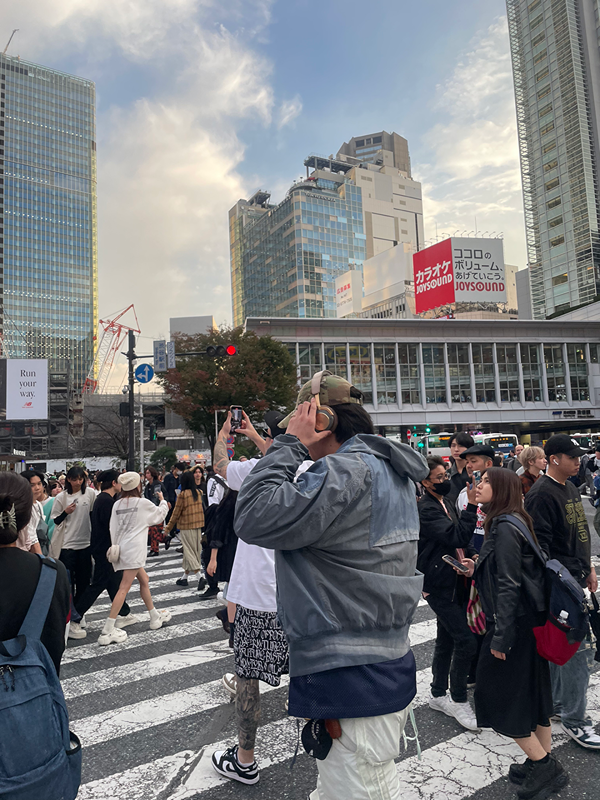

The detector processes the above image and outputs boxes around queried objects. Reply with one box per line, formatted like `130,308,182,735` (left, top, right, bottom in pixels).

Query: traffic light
149,423,157,441
425,425,431,434
417,440,425,448
206,344,238,357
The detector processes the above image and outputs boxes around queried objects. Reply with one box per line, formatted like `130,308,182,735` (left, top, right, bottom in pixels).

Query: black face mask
431,480,452,497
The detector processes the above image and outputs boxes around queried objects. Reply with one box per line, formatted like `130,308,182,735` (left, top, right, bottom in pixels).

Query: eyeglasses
429,474,449,484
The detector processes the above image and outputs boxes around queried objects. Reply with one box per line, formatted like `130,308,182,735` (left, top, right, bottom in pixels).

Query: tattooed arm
213,412,232,478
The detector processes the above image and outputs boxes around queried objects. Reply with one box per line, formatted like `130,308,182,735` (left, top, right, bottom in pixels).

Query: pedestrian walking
231,371,428,798
98,472,170,646
50,466,96,611
418,456,479,730
144,466,166,558
525,434,600,749
164,470,205,588
518,446,547,495
462,468,568,799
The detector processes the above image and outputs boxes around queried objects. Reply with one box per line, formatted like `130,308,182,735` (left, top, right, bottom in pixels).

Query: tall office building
506,0,600,319
1,54,97,388
229,132,423,325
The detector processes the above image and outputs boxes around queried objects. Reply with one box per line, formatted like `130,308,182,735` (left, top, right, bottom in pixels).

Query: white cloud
277,95,303,129
414,16,527,268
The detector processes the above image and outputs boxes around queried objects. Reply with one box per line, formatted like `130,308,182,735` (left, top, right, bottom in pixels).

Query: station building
245,316,600,443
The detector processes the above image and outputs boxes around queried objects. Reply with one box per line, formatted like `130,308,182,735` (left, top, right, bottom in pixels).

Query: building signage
413,238,506,314
335,270,363,317
153,340,167,372
1,359,49,421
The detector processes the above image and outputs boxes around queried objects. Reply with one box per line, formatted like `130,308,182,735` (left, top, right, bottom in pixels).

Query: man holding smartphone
455,444,495,553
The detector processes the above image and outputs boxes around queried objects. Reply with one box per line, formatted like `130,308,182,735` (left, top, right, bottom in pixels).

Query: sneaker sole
211,761,259,785
98,634,127,646
68,630,87,640
517,771,569,800
562,725,600,749
222,675,237,697
115,617,139,629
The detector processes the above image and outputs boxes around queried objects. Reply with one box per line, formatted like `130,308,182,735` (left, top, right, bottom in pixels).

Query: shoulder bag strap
498,513,546,565
18,555,58,641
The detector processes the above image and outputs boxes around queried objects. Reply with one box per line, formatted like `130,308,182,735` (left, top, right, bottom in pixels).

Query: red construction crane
83,305,141,394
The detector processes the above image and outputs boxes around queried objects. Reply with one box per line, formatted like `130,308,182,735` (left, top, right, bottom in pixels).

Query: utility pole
139,397,144,473
127,329,136,471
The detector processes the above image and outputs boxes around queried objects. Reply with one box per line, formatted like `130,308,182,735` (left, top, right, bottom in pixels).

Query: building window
543,159,558,172
521,344,542,401
355,140,364,147
422,345,447,404
398,344,421,405
373,136,382,144
552,273,568,286
540,121,555,136
298,343,322,382
567,344,589,401
536,66,549,82
530,13,544,29
542,140,556,154
497,345,520,402
349,343,373,404
538,103,553,118
324,343,348,379
472,344,496,403
550,234,565,247
534,50,547,65
548,215,563,228
374,344,397,405
590,344,599,364
545,177,559,191
547,196,561,209
532,31,545,46
544,344,567,401
447,344,471,403
528,0,541,11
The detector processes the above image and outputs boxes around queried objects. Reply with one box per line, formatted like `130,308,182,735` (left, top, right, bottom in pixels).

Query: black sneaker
216,607,230,634
211,745,259,785
197,586,219,601
516,754,568,800
197,576,207,591
164,535,172,551
509,759,533,785
148,551,158,558
175,577,188,587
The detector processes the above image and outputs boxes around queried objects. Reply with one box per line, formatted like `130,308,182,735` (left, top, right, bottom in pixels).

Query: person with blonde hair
98,472,171,646
518,446,547,495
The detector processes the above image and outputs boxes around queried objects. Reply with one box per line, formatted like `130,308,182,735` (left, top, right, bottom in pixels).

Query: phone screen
442,554,469,573
230,405,243,432
472,470,482,483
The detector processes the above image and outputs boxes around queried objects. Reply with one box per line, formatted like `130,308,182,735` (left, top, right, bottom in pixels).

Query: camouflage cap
279,370,362,428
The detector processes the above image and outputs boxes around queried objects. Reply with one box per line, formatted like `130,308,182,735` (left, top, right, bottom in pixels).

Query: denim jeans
550,636,593,727
426,594,478,703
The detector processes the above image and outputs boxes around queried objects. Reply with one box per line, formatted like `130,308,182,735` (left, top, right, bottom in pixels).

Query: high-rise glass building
506,0,600,319
0,54,97,388
230,132,422,325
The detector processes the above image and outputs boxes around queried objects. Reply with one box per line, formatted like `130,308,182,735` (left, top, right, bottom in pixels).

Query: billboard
336,270,363,317
1,360,49,420
413,238,506,314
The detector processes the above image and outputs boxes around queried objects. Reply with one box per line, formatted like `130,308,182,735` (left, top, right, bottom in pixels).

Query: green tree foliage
158,326,297,454
149,446,178,472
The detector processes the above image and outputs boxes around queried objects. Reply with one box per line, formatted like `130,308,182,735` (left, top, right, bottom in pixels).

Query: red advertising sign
413,239,455,314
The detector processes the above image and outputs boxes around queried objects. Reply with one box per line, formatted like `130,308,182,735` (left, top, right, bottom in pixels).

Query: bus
472,433,518,456
570,434,599,451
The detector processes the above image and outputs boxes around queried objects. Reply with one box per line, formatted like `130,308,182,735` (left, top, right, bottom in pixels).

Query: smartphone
472,470,482,483
230,405,243,433
442,554,470,574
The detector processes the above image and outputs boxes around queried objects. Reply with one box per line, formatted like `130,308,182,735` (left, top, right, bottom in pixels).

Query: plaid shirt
165,489,204,532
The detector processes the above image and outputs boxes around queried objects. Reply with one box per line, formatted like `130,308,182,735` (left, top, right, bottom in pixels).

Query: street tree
158,326,297,455
149,446,178,472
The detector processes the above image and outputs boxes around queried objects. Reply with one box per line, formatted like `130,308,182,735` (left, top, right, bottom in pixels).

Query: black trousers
426,593,478,704
74,552,131,618
60,547,93,609
201,542,218,590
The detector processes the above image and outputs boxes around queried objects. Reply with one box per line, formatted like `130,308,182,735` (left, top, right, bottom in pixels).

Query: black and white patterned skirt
233,605,289,686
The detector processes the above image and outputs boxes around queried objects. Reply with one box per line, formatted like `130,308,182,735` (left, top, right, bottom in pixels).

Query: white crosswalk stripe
63,551,600,800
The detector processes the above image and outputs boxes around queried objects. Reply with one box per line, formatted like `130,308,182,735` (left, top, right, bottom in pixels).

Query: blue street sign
135,363,155,384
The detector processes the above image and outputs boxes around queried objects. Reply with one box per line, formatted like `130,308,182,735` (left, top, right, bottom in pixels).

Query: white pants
309,706,410,800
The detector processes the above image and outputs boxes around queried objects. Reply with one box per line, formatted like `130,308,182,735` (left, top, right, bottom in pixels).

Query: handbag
106,544,120,564
466,580,486,635
106,498,138,564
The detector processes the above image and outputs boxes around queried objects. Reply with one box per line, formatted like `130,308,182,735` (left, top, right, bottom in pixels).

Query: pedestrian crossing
63,550,600,799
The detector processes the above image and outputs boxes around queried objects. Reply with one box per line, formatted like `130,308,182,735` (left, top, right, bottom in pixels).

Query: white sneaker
217,591,224,602
98,627,128,646
561,722,600,749
79,615,87,629
68,622,87,640
149,609,172,630
115,613,140,629
429,694,480,731
429,694,453,715
222,673,238,697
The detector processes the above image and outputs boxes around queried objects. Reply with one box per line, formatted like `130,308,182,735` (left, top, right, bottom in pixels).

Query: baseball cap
279,370,363,428
264,410,285,440
460,444,496,461
544,434,587,458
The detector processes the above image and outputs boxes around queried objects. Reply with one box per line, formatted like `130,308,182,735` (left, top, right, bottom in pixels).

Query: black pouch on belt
301,719,333,760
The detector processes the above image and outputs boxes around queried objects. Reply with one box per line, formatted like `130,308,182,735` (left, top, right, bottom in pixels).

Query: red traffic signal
206,344,238,358
226,345,237,356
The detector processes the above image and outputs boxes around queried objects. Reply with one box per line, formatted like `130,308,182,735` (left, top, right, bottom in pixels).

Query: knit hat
118,471,141,491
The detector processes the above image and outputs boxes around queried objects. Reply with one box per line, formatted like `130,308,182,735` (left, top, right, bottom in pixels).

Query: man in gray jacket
234,371,428,799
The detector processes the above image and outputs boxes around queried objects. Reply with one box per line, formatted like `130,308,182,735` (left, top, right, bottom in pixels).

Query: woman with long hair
50,465,96,610
98,472,170,646
164,469,205,588
461,468,568,798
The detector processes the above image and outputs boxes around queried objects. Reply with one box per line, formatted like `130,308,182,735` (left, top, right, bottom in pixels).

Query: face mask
432,480,452,497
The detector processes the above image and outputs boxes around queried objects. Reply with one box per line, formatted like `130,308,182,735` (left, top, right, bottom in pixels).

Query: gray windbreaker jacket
234,433,429,677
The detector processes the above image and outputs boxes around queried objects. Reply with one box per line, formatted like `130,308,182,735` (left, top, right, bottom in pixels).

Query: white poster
451,237,506,304
6,359,49,420
336,270,363,317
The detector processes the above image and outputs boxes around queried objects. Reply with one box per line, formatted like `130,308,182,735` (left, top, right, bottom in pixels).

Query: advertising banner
413,238,506,314
336,270,363,317
4,359,49,420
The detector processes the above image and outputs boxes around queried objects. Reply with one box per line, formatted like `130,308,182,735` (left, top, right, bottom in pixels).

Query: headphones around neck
311,371,338,432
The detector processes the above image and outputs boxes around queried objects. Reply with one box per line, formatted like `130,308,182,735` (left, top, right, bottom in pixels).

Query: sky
1,0,526,385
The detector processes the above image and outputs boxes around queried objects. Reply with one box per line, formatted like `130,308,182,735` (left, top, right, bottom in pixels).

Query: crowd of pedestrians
2,369,600,800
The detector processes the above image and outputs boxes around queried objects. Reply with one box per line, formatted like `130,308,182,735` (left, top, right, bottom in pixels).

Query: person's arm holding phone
238,411,268,455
